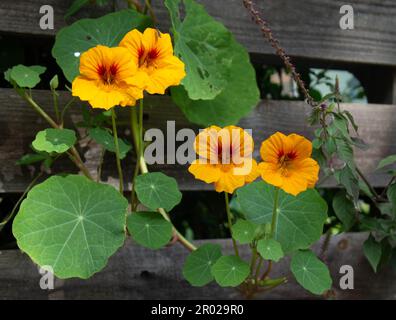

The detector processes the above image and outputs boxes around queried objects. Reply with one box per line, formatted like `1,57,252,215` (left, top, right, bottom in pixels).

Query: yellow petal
258,161,284,187
260,132,289,163
287,133,313,160
214,167,246,193
188,160,221,184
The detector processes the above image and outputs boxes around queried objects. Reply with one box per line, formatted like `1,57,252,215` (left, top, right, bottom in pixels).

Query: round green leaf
257,239,284,262
231,220,256,244
291,250,332,295
88,127,131,159
127,212,173,249
32,128,76,154
236,181,328,253
9,64,46,88
135,172,182,211
12,175,127,279
52,9,151,82
211,255,250,287
171,39,259,127
165,0,232,100
182,243,222,287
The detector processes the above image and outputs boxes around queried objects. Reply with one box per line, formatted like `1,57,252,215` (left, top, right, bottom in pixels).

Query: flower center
277,150,297,174
217,143,234,164
138,47,159,68
97,63,118,85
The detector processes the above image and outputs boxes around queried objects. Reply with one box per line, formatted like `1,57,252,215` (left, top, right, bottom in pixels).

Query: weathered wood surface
0,233,395,299
0,88,395,192
0,0,396,66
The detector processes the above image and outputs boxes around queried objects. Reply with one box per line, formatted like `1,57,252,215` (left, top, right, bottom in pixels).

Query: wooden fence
0,0,396,299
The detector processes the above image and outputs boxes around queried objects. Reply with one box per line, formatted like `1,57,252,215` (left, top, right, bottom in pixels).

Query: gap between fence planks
0,0,396,66
0,88,395,193
0,233,395,299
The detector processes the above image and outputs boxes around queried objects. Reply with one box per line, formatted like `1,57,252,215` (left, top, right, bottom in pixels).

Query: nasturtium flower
188,126,259,194
119,28,186,95
72,45,146,110
258,132,319,196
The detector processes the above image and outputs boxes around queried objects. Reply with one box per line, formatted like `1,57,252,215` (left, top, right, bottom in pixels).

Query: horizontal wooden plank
0,0,396,66
0,88,395,193
0,233,395,299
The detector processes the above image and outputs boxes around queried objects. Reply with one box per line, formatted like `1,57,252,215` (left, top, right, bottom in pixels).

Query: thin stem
97,147,105,183
250,247,258,275
356,166,379,200
139,99,144,163
243,0,316,107
23,91,58,128
261,260,272,280
144,0,157,24
61,97,76,128
19,90,93,180
270,187,280,238
0,171,44,231
52,90,60,123
254,257,263,280
224,192,239,257
111,108,124,193
130,100,196,251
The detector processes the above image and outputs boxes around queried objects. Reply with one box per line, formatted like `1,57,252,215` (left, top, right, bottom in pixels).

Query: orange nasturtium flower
72,45,146,110
258,132,319,196
119,28,186,94
188,126,259,194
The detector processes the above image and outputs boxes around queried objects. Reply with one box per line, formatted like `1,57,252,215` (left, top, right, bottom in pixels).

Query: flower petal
188,160,221,184
287,133,313,160
258,161,284,187
214,168,246,193
260,132,289,163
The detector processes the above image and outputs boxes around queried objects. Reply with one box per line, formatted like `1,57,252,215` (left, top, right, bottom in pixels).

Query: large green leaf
135,172,182,211
52,9,151,82
12,175,127,279
165,0,232,100
171,39,259,126
332,190,356,231
211,255,250,287
291,250,332,295
236,181,327,253
88,127,131,159
182,243,222,287
127,212,173,249
363,235,382,273
32,128,77,154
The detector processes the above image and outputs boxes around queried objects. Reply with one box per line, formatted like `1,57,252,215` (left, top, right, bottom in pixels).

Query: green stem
19,90,93,180
111,108,124,193
250,246,258,275
60,97,76,128
97,147,105,183
0,171,43,231
130,100,196,252
224,192,239,257
52,90,60,123
254,257,263,280
23,91,58,128
270,187,280,238
356,166,380,200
